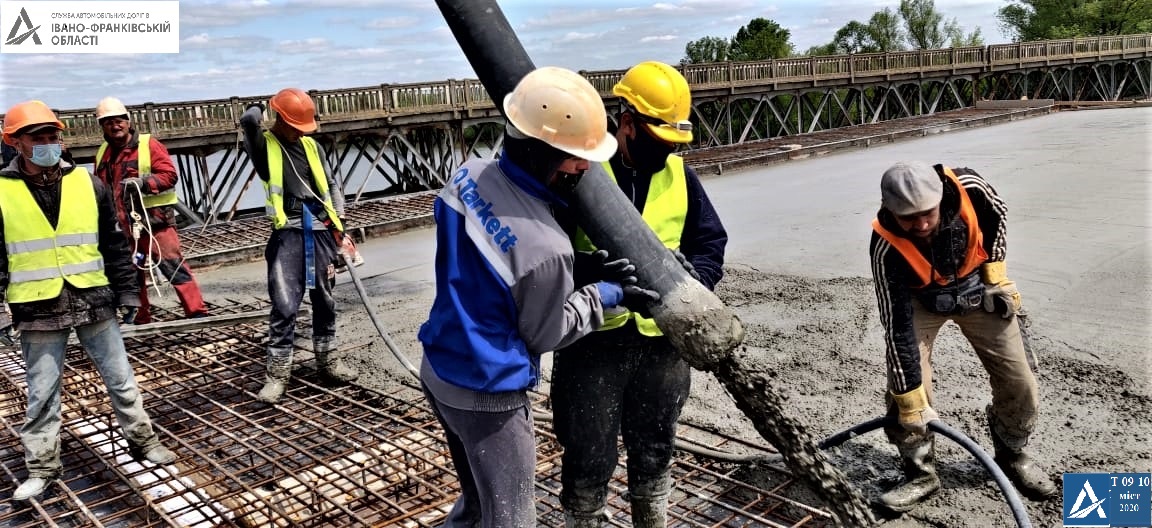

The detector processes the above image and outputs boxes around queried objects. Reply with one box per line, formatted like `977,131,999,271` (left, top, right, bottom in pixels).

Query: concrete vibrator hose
820,416,1035,528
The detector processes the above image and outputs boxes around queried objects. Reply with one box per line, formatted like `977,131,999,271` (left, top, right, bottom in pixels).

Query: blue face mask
29,143,62,167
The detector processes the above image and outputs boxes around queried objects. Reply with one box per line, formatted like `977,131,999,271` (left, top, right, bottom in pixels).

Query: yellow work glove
892,385,939,436
980,261,1021,318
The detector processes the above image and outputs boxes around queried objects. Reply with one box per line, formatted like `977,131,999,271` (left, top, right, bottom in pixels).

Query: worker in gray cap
868,161,1056,513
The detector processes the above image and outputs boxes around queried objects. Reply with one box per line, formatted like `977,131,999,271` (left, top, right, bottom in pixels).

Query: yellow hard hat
2,100,65,146
502,67,617,162
96,97,130,121
613,61,693,144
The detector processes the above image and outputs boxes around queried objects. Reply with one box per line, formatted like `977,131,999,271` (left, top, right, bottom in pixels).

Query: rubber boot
257,347,293,404
878,439,941,512
988,408,1056,500
627,473,671,528
564,510,608,528
314,337,358,383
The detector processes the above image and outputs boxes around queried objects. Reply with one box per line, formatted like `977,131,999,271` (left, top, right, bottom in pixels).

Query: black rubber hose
820,417,1033,528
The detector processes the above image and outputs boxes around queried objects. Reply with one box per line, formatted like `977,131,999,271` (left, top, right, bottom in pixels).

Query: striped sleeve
870,231,922,393
953,167,1007,262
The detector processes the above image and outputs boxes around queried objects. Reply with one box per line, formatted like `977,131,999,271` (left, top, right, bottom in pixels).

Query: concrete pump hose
819,416,1033,528
343,262,419,378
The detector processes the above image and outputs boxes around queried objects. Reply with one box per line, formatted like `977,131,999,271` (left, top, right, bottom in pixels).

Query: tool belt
916,271,985,316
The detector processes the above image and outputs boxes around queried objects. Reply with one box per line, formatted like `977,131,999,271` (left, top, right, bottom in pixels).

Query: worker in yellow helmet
0,101,175,502
552,61,728,527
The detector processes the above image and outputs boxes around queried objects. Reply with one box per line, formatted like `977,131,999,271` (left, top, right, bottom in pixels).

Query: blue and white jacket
419,155,606,411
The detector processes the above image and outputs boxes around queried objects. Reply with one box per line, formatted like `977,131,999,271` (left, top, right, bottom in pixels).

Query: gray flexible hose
819,416,1033,528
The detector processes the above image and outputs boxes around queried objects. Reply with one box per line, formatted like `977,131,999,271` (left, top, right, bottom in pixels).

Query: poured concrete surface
186,107,1151,527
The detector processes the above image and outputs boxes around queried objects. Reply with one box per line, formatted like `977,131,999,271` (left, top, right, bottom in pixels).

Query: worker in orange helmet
238,88,361,404
0,101,176,502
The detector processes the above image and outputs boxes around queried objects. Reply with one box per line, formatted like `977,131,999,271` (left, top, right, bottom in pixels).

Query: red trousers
129,225,208,324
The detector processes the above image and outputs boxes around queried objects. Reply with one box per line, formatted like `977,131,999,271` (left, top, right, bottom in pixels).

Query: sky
0,0,1009,112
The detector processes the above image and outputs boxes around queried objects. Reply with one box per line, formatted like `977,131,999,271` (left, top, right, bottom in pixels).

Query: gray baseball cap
881,161,943,215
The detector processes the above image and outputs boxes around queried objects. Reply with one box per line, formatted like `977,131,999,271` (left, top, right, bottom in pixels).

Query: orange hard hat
3,100,66,146
269,88,317,133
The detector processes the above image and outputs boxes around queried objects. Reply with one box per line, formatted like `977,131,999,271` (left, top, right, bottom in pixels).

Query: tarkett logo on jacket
452,168,518,252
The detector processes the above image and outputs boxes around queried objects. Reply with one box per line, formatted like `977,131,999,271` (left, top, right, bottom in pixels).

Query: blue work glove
119,294,141,325
671,248,701,281
595,281,624,308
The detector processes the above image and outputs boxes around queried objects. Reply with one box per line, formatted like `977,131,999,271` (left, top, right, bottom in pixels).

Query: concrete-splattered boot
563,485,610,528
628,473,672,528
314,336,358,383
564,510,608,528
988,407,1056,500
878,439,941,512
257,346,293,404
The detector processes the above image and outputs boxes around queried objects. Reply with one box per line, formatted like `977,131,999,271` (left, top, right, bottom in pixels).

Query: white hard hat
502,67,617,162
96,97,129,121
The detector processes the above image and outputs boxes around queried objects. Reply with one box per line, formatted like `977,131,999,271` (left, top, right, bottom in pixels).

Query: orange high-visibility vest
872,167,988,288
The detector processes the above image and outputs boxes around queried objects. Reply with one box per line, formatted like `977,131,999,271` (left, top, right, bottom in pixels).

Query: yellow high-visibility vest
0,168,110,303
262,132,343,232
96,134,179,209
572,155,687,336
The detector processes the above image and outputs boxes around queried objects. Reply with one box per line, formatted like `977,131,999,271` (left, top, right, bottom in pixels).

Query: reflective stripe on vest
96,134,178,209
872,167,988,288
262,132,344,232
0,167,110,303
572,155,688,336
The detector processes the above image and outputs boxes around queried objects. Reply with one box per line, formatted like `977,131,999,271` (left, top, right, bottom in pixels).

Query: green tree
868,8,906,51
899,0,947,49
998,0,1152,41
831,20,879,53
945,18,984,46
682,36,731,64
730,18,795,60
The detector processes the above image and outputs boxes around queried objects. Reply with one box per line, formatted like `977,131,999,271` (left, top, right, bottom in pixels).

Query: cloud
363,16,420,30
812,18,832,25
559,32,600,43
277,37,333,54
640,35,679,43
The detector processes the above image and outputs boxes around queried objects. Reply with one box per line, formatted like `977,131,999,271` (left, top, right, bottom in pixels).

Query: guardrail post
229,96,241,126
308,89,323,117
951,48,957,74
849,54,855,83
144,103,157,134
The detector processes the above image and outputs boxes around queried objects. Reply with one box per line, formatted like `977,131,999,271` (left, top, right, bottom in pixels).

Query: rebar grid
0,300,830,527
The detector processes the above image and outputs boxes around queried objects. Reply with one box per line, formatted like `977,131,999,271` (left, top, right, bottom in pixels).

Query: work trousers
422,385,537,528
131,225,207,324
265,228,338,353
20,318,162,478
551,325,690,515
885,303,1040,450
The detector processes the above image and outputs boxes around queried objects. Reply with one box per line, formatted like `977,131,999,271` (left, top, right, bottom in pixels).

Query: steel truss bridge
9,34,1150,226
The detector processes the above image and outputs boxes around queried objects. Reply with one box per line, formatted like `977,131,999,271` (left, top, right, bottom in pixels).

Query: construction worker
0,101,176,502
551,61,728,527
418,66,657,528
869,161,1057,512
92,97,208,324
239,87,359,404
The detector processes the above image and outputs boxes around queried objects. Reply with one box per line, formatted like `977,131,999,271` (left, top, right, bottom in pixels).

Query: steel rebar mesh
0,300,830,527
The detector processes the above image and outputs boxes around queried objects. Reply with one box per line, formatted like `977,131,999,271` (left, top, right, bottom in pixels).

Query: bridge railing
9,33,1148,145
